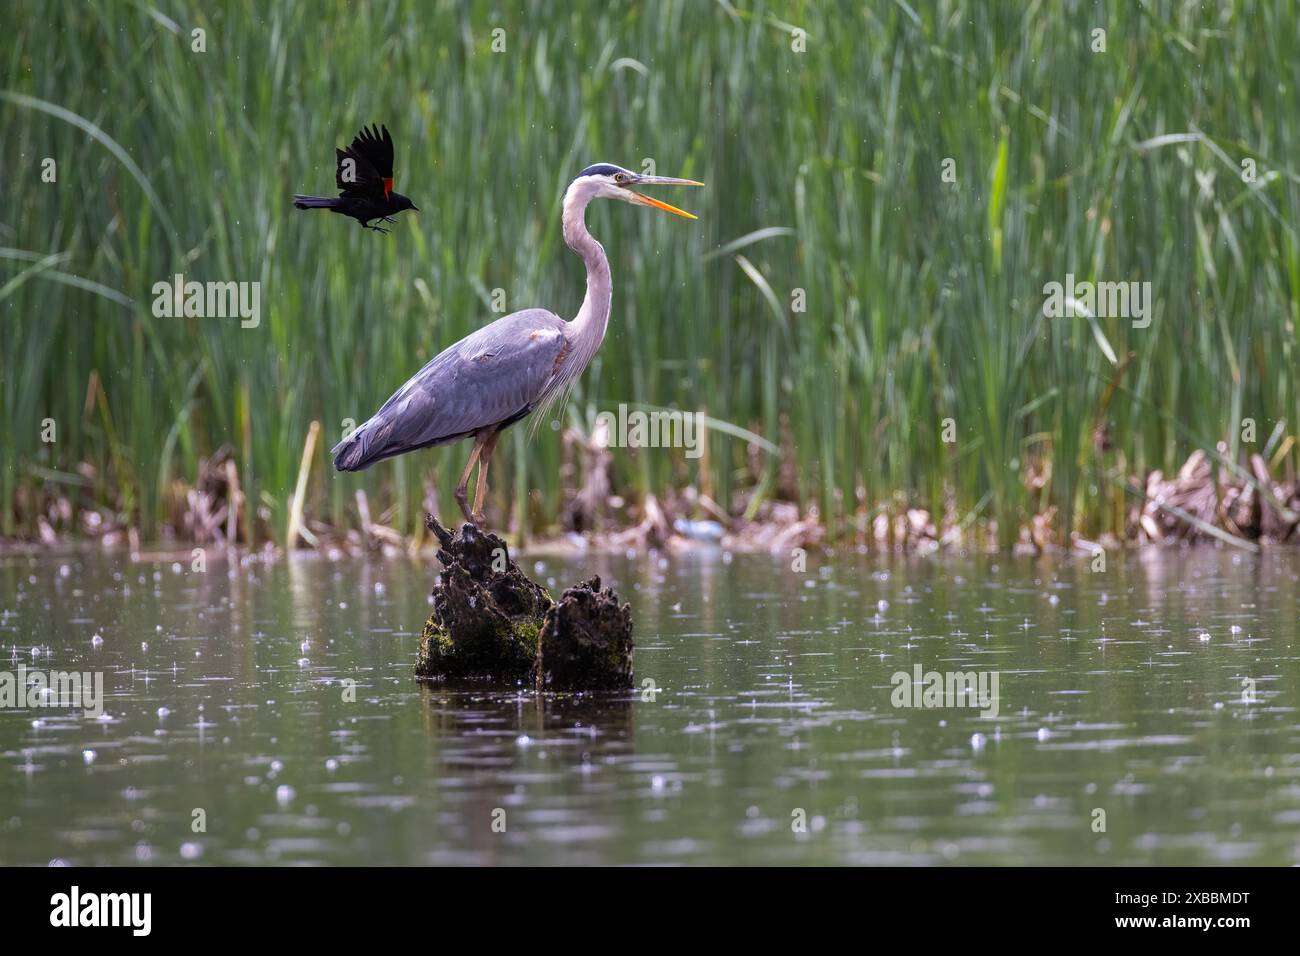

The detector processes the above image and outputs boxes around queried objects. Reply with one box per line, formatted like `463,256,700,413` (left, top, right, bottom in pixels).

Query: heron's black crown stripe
577,163,628,178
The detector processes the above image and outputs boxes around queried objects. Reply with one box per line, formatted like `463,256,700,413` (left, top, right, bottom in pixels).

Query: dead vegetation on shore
4,442,1298,559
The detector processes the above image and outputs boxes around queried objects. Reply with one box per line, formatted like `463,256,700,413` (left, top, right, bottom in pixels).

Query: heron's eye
614,173,629,184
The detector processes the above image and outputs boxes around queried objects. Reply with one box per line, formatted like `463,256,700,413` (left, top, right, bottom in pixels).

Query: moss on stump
416,517,552,682
416,516,633,690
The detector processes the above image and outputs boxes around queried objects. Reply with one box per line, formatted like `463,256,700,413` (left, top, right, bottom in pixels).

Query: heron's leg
453,434,487,523
470,431,501,524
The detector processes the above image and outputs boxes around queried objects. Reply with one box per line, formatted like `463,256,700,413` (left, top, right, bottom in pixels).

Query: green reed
2,0,1296,546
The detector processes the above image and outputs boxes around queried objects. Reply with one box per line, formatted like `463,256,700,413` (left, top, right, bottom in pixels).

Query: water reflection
0,546,1297,865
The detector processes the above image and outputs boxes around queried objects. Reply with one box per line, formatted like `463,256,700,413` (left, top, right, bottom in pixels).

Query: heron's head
571,163,702,219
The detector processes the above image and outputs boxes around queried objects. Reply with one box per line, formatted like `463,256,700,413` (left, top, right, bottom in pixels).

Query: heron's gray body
332,308,569,470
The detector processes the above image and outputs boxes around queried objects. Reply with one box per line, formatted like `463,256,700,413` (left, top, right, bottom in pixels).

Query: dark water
1,545,1297,866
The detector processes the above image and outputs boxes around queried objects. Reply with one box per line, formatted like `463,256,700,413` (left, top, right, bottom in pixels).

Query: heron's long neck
561,182,612,369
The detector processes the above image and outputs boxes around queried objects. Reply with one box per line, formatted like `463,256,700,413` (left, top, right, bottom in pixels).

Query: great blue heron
331,163,702,523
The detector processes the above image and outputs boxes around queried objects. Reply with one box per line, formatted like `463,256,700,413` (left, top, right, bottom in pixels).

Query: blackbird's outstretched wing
335,124,395,201
350,124,394,178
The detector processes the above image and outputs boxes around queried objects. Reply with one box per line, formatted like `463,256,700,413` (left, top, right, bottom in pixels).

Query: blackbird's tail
293,195,338,210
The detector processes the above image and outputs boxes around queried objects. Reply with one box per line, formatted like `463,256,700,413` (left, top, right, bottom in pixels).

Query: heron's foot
470,508,486,526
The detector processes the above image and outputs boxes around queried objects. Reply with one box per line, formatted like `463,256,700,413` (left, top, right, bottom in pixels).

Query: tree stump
536,576,634,690
416,515,633,690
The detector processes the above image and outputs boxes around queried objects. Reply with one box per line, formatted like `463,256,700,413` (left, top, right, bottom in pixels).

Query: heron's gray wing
335,310,568,469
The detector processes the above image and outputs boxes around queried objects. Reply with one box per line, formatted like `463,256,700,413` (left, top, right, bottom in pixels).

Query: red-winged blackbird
293,124,418,233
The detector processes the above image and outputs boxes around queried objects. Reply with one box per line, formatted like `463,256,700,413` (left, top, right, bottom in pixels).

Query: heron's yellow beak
627,176,703,219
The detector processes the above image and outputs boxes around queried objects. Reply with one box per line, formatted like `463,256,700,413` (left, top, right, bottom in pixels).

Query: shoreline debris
5,449,1298,557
